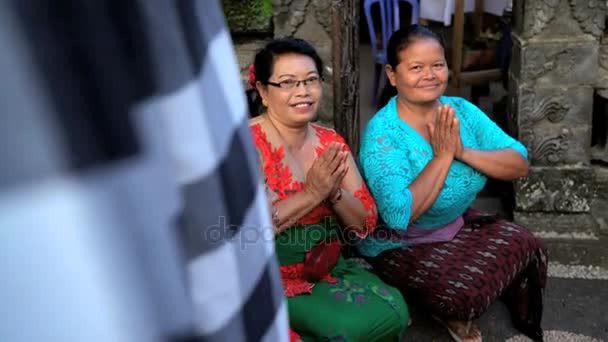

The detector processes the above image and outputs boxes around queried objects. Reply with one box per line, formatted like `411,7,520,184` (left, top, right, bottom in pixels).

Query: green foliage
221,0,273,34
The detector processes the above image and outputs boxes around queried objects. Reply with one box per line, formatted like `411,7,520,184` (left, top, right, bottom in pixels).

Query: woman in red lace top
246,38,409,341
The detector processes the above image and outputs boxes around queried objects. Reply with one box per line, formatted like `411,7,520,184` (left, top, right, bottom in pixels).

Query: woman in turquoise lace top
358,26,547,342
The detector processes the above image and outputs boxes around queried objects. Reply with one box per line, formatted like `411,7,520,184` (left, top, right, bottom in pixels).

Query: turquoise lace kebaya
357,96,528,257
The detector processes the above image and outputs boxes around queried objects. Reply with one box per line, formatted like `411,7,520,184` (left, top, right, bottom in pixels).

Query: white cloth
420,0,509,26
0,1,289,342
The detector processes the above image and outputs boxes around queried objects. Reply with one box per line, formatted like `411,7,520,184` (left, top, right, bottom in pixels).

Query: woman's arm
331,189,368,234
453,97,529,181
362,151,452,228
408,105,459,222
458,148,529,181
407,155,453,223
272,189,325,234
330,149,375,237
273,141,347,235
360,104,458,228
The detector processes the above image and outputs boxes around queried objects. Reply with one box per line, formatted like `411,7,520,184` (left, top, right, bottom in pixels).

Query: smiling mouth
291,102,313,108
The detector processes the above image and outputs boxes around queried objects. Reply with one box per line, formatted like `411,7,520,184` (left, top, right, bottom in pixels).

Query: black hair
246,37,324,117
377,25,446,109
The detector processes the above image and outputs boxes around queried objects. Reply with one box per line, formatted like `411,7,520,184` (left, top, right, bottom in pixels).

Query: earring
262,99,268,107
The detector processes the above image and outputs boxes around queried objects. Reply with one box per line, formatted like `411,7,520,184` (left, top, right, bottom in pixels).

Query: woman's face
258,53,322,126
386,38,448,105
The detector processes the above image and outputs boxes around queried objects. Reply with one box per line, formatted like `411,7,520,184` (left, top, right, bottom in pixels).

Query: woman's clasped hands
305,142,349,202
428,104,464,160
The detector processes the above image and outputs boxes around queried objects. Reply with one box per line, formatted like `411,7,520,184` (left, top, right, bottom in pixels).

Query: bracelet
328,188,343,205
271,205,280,229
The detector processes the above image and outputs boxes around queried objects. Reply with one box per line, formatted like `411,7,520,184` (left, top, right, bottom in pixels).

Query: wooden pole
451,0,465,93
331,0,360,155
474,0,484,36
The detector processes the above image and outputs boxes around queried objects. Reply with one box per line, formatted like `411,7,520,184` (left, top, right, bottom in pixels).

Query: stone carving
511,0,607,237
273,0,333,43
312,0,332,35
554,178,591,212
522,0,560,38
522,128,571,164
520,95,570,126
569,0,606,37
519,0,605,39
599,35,608,73
600,33,608,70
273,0,310,37
525,48,576,81
515,167,592,213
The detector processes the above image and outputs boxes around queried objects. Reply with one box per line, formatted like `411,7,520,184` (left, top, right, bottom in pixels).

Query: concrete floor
404,277,608,341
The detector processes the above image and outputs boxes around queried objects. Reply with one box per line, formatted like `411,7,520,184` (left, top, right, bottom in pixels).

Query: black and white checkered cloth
0,1,287,341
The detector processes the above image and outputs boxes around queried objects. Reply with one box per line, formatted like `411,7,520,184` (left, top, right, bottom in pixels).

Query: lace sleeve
359,125,414,230
455,97,528,159
352,182,378,237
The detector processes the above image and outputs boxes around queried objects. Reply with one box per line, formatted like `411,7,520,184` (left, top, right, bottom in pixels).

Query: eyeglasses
266,76,323,89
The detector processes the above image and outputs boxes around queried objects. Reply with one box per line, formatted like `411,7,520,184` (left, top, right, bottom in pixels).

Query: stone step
514,210,600,237
541,237,608,268
547,261,608,280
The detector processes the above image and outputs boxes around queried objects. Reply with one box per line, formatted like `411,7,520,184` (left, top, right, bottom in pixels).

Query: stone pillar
510,0,606,237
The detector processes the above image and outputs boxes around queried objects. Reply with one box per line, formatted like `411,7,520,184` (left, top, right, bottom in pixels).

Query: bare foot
445,320,482,342
432,316,482,342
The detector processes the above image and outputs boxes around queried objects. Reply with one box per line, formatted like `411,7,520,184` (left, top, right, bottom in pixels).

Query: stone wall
510,0,607,239
224,0,335,126
222,0,273,102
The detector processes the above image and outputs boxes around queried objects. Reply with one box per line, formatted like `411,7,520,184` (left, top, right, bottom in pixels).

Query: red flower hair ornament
248,64,257,89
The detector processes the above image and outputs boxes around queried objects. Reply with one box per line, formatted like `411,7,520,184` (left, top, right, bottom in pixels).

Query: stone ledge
514,211,597,232
592,164,608,195
541,238,608,268
548,262,608,280
591,146,608,163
